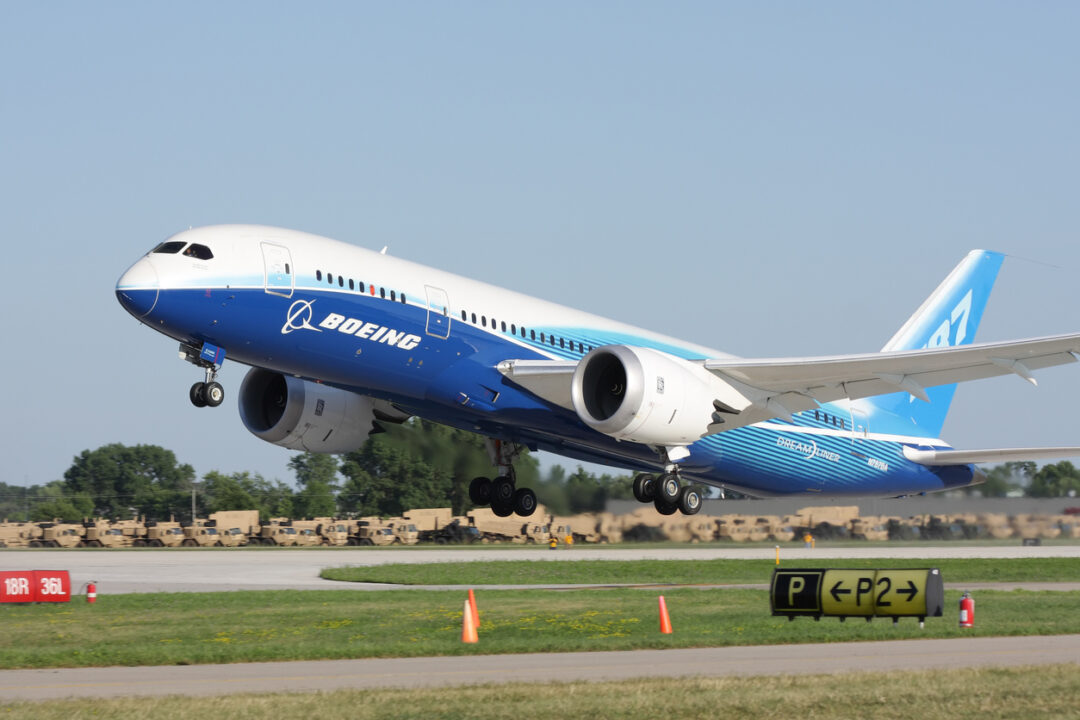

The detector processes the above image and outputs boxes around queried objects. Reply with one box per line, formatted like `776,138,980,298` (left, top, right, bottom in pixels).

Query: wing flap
496,359,578,410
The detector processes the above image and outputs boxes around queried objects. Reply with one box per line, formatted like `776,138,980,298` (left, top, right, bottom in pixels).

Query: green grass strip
321,557,1080,585
3,666,1079,718
2,587,1078,669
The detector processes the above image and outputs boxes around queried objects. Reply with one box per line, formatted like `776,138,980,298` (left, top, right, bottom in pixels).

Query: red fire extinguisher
86,581,97,605
959,591,974,628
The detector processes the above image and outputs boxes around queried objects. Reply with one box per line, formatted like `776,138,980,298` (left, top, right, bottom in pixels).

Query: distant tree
62,444,195,520
28,481,94,523
976,461,1035,497
200,471,260,514
289,452,339,518
535,465,634,514
1028,461,1080,498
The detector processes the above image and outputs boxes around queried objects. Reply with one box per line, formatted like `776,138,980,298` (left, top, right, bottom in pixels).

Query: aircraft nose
116,257,160,318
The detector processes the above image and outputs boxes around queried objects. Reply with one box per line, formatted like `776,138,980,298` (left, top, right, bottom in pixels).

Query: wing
902,446,1080,466
703,332,1080,411
499,332,1080,422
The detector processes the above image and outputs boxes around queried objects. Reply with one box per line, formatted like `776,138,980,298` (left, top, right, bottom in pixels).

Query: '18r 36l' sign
0,570,71,603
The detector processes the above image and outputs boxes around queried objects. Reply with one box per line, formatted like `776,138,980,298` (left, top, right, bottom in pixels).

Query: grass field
3,585,1079,669
2,665,1078,718
321,556,1080,585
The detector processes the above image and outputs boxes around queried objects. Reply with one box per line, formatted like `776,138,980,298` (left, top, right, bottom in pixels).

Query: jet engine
238,368,381,453
570,345,752,447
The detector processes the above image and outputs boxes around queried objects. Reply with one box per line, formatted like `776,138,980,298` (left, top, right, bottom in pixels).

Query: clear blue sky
3,2,1080,489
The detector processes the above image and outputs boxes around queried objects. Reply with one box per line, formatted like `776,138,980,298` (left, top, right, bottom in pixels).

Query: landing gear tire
189,382,208,408
657,473,681,503
677,486,702,515
632,473,656,503
490,476,515,505
203,381,225,407
491,498,515,517
512,487,537,517
469,477,493,506
653,496,679,515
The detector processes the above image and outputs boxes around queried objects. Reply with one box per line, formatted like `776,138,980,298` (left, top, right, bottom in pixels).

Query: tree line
2,422,1078,524
0,420,636,523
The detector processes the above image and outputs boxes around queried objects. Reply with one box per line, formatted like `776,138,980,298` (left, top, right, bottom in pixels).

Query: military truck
427,517,482,544
849,516,889,541
111,518,148,545
469,508,536,543
0,522,41,548
291,518,349,546
209,510,261,543
30,522,84,548
755,515,795,542
715,515,754,542
350,518,397,546
81,519,131,548
384,518,420,545
403,508,454,542
550,512,623,544
256,519,300,546
140,520,186,547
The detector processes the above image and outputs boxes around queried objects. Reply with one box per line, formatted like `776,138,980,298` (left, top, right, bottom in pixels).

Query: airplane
116,225,1080,517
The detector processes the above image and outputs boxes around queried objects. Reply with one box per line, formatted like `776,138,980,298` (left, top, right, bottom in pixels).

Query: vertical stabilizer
865,250,1005,438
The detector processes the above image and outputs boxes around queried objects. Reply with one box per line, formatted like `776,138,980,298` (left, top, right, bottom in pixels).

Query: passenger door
261,242,293,298
425,285,451,339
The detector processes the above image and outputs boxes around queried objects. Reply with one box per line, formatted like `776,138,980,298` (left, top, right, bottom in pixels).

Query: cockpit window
183,244,214,260
152,241,187,254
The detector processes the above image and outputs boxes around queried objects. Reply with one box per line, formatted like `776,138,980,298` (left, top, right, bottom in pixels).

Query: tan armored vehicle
686,515,717,543
715,515,754,542
0,522,41,548
469,508,533,543
755,516,795,542
82,519,131,548
31,522,85,548
141,520,185,547
977,513,1014,539
291,519,349,546
1012,513,1061,540
850,516,889,541
257,519,301,546
403,508,453,540
112,518,148,545
1053,514,1080,539
385,519,420,545
350,518,397,546
560,512,623,544
209,510,261,543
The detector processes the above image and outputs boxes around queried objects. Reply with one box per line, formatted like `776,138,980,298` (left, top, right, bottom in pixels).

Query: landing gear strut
468,440,539,517
181,342,226,408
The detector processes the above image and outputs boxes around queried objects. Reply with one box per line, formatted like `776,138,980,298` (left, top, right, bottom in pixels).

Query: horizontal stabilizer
902,446,1080,466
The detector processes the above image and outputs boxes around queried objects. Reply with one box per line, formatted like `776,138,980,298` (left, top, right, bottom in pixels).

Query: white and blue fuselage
117,225,1029,498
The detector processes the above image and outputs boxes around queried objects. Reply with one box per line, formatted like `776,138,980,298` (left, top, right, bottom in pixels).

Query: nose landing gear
181,342,226,408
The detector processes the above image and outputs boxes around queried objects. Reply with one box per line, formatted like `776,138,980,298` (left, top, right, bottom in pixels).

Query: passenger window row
315,269,407,305
457,309,592,354
311,268,589,354
813,409,846,430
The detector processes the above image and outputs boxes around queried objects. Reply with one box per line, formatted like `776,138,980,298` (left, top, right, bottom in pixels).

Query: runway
1,634,1077,700
2,545,1077,594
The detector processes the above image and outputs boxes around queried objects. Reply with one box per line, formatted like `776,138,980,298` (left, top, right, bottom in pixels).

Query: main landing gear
632,471,703,516
468,440,538,517
181,342,226,408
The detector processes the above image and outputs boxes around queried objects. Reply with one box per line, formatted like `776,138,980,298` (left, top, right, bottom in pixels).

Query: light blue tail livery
864,250,1005,438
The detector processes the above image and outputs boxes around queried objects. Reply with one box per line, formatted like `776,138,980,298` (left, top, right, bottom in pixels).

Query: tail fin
865,250,1005,438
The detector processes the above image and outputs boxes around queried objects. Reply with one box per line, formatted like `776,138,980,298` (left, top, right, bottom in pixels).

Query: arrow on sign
897,580,918,602
830,581,852,603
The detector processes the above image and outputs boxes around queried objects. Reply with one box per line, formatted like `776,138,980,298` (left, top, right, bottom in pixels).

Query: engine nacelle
238,368,378,453
570,345,752,446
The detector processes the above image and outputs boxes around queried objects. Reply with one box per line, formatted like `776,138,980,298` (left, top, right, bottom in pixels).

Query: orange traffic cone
462,598,479,644
658,595,673,634
468,588,480,628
